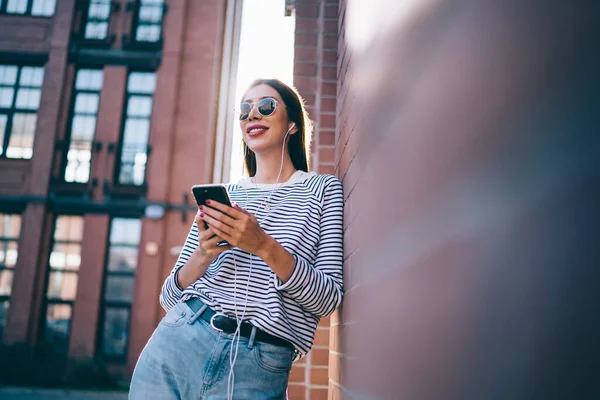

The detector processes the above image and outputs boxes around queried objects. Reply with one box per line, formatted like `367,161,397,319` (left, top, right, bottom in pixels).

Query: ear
288,122,298,135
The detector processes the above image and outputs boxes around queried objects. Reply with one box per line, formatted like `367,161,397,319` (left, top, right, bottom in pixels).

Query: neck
253,150,297,184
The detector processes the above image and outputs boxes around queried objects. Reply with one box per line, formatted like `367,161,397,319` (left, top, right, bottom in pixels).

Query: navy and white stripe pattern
160,172,344,358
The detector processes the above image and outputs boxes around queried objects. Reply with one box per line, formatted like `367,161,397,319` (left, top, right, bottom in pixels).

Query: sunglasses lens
258,98,276,116
239,103,251,120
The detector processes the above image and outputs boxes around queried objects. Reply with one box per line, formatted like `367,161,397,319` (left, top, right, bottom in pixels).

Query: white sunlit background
228,0,295,183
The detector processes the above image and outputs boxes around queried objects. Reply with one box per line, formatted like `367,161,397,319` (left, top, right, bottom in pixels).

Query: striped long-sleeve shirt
159,171,344,358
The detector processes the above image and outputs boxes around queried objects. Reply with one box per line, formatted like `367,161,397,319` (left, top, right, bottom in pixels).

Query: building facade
0,0,234,382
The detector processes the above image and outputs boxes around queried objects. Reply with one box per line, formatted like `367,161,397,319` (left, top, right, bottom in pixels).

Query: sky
228,0,295,183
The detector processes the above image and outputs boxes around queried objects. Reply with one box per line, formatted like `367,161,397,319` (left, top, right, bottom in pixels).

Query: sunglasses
238,97,278,121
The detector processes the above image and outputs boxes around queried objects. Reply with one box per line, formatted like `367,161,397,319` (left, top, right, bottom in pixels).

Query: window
0,214,21,340
0,0,56,16
117,72,155,186
83,0,112,41
0,64,45,160
100,218,141,358
134,0,164,44
43,215,83,351
64,69,103,183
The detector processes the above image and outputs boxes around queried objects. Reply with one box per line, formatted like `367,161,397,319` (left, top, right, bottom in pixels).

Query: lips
246,124,269,137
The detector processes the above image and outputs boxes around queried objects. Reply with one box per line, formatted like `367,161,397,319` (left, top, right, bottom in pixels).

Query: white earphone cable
226,124,294,399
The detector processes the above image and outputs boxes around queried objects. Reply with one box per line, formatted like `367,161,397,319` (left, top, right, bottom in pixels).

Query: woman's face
240,84,295,155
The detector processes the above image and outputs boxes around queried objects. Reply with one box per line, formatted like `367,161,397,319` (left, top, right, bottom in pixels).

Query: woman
129,78,344,399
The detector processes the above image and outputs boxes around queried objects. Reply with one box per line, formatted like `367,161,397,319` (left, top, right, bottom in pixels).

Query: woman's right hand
176,210,233,289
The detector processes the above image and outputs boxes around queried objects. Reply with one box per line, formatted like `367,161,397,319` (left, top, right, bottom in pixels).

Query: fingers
195,210,207,231
200,206,237,234
205,200,246,220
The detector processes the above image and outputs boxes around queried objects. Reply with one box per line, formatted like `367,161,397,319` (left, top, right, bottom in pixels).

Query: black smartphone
191,184,233,246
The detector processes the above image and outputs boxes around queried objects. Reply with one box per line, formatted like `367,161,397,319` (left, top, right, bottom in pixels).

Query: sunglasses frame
238,97,279,121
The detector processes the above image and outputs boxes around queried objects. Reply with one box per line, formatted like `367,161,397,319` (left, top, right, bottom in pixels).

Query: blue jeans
129,301,294,399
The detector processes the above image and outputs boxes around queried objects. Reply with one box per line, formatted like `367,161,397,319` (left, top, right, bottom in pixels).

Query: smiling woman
128,78,344,399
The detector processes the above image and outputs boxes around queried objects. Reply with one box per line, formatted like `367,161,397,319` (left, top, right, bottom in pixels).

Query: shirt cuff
273,254,310,293
172,268,185,293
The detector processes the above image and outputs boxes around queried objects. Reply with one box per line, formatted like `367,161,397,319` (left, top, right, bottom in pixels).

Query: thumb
195,209,206,231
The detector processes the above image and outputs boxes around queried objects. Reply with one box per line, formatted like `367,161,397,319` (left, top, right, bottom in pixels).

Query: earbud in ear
287,123,296,134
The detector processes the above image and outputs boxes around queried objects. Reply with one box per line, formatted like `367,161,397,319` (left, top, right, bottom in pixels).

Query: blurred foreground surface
0,387,127,400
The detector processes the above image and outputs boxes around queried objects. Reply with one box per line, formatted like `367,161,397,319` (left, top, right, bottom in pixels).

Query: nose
247,103,262,121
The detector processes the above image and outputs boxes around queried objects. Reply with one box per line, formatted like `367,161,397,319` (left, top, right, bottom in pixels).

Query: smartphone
191,184,233,246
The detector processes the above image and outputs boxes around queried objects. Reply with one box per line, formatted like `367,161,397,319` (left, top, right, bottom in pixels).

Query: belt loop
248,326,257,349
188,303,208,325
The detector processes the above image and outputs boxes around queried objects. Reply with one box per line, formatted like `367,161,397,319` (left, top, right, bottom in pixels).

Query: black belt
184,297,294,349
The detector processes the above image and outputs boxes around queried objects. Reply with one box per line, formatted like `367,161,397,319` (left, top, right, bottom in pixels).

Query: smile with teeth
249,127,267,133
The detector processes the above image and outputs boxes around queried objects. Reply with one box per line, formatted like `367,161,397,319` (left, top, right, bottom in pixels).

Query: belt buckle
210,313,226,332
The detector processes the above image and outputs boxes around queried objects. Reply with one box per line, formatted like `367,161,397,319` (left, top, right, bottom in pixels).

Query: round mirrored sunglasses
237,97,278,121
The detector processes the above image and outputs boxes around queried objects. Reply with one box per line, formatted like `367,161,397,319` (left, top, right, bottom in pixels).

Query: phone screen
190,185,233,246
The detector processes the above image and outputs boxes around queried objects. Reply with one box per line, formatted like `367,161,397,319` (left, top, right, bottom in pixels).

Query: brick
322,82,337,96
324,4,338,18
289,365,305,383
299,93,316,107
322,66,337,81
321,114,336,130
314,327,330,346
311,367,329,385
296,32,319,47
295,46,318,62
323,35,338,50
324,20,338,34
320,147,335,163
295,76,318,92
296,3,320,18
318,165,335,175
323,50,338,65
319,131,335,146
295,61,318,77
295,16,319,32
287,384,306,399
320,97,337,113
310,388,329,400
311,348,329,366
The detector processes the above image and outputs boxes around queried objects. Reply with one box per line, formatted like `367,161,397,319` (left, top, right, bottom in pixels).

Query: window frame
114,69,156,188
0,213,22,341
0,63,45,160
60,67,104,185
0,0,56,17
76,0,119,46
125,0,167,50
40,214,84,352
97,217,141,361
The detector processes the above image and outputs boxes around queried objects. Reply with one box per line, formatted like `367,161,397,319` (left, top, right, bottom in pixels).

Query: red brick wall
291,1,340,399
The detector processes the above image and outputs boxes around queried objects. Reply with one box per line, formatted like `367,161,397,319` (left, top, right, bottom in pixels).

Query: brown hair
242,78,312,177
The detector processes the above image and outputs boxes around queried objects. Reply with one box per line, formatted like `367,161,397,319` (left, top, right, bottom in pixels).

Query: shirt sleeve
273,176,344,317
159,221,200,311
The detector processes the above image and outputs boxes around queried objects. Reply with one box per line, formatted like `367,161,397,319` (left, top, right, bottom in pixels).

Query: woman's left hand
199,200,269,255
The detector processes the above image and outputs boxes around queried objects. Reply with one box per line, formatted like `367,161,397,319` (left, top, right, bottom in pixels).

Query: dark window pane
107,246,138,272
31,0,56,16
104,275,134,303
7,0,27,14
7,112,36,159
0,301,9,340
46,271,78,300
44,304,71,351
110,218,142,245
102,308,130,357
0,269,13,296
53,216,84,242
0,115,7,155
0,65,18,85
